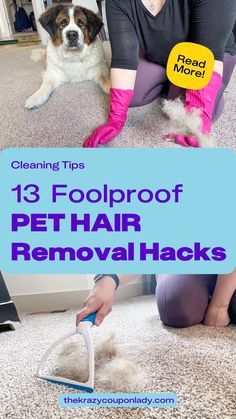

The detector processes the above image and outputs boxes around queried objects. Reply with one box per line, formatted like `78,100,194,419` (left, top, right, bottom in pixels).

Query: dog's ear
39,5,65,39
81,7,103,42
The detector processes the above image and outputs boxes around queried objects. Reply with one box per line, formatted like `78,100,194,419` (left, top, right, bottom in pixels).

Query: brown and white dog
25,4,110,109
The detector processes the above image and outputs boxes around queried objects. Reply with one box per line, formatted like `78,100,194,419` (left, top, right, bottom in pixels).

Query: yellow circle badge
166,42,214,90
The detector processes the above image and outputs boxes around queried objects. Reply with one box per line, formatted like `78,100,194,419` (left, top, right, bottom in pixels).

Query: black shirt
106,0,236,69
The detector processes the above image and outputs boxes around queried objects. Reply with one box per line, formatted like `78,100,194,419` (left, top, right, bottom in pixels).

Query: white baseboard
13,281,146,314
13,290,89,314
115,281,145,301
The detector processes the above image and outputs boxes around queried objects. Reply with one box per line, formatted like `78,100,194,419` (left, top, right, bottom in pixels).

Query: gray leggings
130,53,236,123
156,274,236,327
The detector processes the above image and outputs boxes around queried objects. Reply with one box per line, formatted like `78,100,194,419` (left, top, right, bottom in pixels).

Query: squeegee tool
36,313,96,393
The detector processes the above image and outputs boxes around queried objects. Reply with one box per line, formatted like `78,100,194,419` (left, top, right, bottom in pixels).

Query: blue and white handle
80,312,96,324
78,312,96,327
76,312,97,389
36,312,97,393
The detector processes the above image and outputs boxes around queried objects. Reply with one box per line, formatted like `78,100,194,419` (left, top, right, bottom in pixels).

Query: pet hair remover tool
36,312,96,393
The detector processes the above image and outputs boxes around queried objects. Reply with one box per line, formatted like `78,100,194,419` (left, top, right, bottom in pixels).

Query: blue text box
0,148,235,274
59,392,177,408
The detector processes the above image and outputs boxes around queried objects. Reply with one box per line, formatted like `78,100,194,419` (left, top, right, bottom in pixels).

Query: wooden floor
0,32,40,47
15,32,41,47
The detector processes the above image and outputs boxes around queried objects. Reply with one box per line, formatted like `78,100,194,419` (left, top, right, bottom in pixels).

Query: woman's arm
83,0,139,147
76,274,141,326
189,0,236,65
203,268,236,326
110,69,136,90
169,0,236,147
214,61,223,76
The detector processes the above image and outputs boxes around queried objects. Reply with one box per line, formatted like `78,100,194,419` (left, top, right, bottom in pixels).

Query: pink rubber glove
83,88,134,148
165,71,222,147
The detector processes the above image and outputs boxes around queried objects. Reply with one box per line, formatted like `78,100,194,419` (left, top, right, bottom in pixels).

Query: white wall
3,273,145,313
3,273,94,313
0,0,11,39
73,0,99,13
4,273,93,295
31,0,48,45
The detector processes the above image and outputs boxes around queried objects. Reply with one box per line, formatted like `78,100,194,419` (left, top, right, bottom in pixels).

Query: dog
25,4,110,109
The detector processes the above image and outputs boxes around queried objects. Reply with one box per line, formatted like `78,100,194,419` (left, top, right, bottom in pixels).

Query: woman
76,271,236,328
83,0,236,148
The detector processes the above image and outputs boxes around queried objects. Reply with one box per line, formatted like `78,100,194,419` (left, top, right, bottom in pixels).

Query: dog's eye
76,20,85,29
59,19,69,28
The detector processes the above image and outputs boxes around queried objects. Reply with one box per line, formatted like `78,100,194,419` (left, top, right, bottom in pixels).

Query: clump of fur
56,341,89,382
55,334,145,391
161,98,216,148
97,357,145,392
95,333,119,360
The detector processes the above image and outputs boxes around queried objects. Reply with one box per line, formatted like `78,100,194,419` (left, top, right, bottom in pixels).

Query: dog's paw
99,76,110,95
25,93,45,109
102,79,110,95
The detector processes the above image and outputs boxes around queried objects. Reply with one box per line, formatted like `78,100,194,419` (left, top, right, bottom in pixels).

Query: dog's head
39,5,103,49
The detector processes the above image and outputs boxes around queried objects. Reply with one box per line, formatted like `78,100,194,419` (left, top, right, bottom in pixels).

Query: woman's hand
83,120,122,148
203,304,230,327
83,88,134,148
76,276,116,326
164,133,199,148
203,269,236,326
165,71,222,148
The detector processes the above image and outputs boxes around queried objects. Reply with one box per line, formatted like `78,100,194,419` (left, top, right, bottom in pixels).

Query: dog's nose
67,31,78,41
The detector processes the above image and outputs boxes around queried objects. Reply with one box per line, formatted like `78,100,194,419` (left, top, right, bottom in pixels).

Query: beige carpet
0,45,235,150
1,295,236,419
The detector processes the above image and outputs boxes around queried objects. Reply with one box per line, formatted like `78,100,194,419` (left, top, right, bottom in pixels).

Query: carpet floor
0,45,235,150
1,295,236,419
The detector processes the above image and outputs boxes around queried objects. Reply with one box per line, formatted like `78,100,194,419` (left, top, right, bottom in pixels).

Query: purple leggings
156,274,236,328
130,53,236,122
